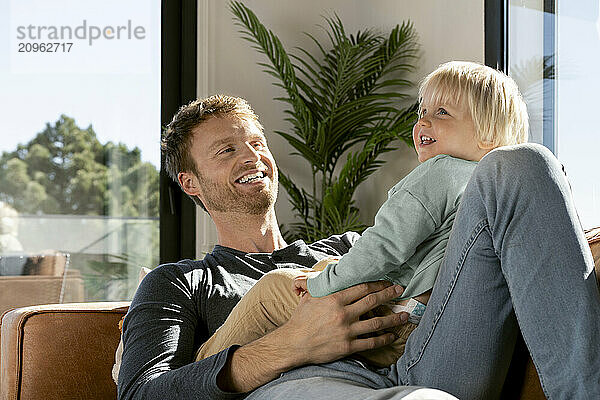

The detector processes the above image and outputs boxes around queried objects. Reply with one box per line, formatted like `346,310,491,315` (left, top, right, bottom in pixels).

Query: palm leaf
229,1,419,241
230,2,310,136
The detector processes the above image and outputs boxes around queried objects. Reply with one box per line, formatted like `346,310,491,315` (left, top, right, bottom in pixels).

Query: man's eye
253,142,265,150
219,147,234,155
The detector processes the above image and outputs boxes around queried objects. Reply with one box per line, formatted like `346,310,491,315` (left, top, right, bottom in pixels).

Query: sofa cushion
111,266,151,384
585,227,600,289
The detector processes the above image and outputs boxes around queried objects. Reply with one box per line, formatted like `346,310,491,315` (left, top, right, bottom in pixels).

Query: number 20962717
18,42,73,52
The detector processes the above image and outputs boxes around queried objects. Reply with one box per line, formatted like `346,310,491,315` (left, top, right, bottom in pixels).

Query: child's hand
293,275,309,296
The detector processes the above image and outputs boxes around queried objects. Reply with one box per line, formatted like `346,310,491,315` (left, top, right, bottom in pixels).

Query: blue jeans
248,144,600,400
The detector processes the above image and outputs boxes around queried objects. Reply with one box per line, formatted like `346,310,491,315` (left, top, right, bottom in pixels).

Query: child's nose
416,117,431,127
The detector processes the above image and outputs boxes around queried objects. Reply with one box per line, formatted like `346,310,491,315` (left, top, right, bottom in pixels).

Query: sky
0,0,161,168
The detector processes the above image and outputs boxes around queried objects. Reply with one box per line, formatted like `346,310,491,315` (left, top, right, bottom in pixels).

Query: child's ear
478,141,496,150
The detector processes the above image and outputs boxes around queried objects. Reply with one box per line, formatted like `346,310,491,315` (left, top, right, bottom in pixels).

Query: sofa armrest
1,302,129,400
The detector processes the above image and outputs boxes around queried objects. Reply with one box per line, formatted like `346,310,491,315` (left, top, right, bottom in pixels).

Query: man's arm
120,262,406,399
217,281,406,393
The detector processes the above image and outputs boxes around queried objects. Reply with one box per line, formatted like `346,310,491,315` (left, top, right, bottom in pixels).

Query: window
0,0,166,308
488,0,599,229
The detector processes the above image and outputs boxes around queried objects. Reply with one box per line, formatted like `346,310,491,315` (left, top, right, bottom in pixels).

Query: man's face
184,115,278,215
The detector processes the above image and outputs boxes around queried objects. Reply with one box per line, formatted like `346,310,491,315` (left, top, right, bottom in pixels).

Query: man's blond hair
419,61,529,147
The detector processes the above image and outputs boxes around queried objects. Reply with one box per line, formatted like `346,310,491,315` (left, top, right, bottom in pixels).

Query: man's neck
210,208,286,253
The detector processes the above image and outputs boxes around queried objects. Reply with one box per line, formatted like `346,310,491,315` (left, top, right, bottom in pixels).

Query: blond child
195,61,529,367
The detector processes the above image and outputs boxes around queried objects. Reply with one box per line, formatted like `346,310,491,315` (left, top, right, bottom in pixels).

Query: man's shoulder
141,253,255,298
309,231,360,255
142,259,208,288
151,248,249,279
153,258,208,273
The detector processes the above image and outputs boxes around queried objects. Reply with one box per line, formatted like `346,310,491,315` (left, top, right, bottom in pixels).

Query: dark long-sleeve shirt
118,233,358,399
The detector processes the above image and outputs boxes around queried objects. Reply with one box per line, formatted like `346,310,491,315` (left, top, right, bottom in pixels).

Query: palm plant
230,1,419,242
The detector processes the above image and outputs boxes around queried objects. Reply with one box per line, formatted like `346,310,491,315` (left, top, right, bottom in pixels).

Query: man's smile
236,170,267,184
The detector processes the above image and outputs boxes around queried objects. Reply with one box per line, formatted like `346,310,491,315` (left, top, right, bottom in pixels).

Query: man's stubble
195,165,278,215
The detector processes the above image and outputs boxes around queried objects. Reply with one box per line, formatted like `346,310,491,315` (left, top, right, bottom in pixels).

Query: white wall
196,0,484,254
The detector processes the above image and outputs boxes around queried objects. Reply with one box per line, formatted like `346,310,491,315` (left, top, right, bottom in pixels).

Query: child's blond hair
419,61,529,147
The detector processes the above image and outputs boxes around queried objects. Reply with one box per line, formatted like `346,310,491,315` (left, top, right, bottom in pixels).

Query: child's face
413,97,489,163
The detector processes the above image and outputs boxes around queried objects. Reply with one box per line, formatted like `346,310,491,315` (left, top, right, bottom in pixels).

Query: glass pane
509,0,599,229
555,1,600,229
508,0,547,146
0,0,160,312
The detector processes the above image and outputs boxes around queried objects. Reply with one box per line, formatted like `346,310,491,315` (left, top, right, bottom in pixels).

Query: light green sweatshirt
307,154,477,300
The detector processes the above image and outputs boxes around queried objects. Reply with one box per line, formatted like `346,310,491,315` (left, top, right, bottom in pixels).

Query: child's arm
306,157,473,300
307,187,437,298
305,156,474,300
293,255,340,296
293,275,308,296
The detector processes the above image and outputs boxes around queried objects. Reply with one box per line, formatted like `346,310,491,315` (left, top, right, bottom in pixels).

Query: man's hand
283,281,406,365
218,281,406,393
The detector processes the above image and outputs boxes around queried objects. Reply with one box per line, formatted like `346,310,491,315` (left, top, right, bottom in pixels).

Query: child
195,61,529,367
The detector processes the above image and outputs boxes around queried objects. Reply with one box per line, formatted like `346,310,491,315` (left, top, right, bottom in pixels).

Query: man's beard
196,169,278,215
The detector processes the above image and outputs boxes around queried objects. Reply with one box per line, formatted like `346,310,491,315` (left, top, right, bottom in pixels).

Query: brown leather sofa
1,302,129,400
1,230,599,400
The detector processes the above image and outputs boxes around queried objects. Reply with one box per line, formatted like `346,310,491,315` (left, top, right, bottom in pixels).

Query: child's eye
418,109,426,118
437,108,449,115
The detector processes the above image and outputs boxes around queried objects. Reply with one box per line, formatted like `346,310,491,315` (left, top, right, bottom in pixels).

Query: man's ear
178,171,201,197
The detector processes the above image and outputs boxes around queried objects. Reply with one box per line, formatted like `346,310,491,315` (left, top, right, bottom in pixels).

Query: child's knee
246,268,301,308
253,268,300,295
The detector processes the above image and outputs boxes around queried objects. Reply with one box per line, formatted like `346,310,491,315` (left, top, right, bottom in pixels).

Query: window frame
484,0,508,72
485,0,557,153
160,0,197,263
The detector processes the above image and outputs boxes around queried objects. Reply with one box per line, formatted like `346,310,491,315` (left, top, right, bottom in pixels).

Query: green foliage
230,1,419,242
0,115,159,217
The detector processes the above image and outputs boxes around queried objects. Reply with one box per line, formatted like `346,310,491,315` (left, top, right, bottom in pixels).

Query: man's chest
197,244,338,335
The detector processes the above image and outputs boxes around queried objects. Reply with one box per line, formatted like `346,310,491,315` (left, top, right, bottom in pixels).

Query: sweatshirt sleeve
306,187,437,298
118,265,244,400
306,155,475,299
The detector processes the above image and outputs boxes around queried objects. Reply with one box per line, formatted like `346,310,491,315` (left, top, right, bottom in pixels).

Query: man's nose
241,143,261,164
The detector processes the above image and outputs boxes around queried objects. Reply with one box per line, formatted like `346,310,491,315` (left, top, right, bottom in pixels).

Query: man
119,95,599,400
118,95,427,399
